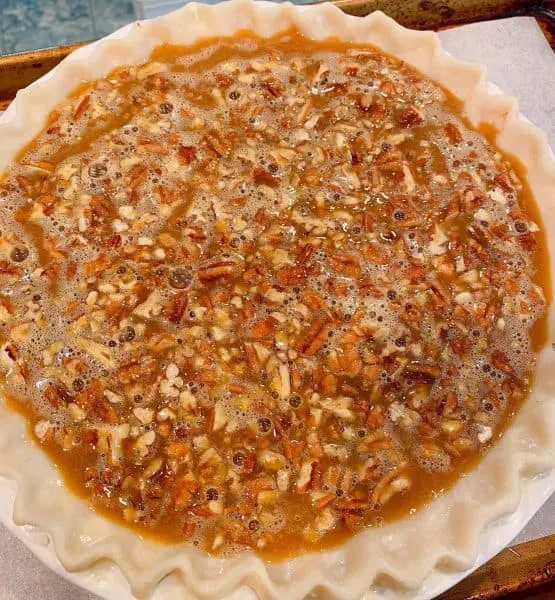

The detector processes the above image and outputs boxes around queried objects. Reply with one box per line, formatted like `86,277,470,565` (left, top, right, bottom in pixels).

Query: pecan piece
450,336,471,355
0,261,21,277
156,185,174,204
404,361,440,381
139,141,168,155
198,257,242,282
38,194,56,215
335,497,370,512
115,357,157,385
328,252,361,278
491,350,515,376
203,130,228,157
83,253,110,276
444,122,462,144
243,342,259,369
44,383,71,409
362,243,389,265
399,105,424,128
295,243,316,265
296,318,332,356
358,95,385,118
128,164,148,191
253,167,280,188
326,278,349,297
243,451,257,476
254,208,270,226
213,72,232,87
494,172,513,192
301,288,327,310
284,440,305,467
161,292,188,324
73,94,90,119
309,461,323,490
519,232,536,251
250,317,277,340
261,80,284,98
405,266,426,284
429,279,449,306
178,145,197,164
275,266,306,286
328,344,362,377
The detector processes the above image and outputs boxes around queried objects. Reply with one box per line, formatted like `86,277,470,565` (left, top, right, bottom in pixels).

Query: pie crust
0,1,554,598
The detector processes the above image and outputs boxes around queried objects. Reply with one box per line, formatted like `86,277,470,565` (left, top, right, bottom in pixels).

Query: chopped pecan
494,172,513,192
243,452,257,476
404,361,440,381
139,141,168,155
275,266,306,286
362,243,389,265
0,261,21,277
296,318,332,356
327,252,361,278
114,357,157,385
44,383,71,409
295,243,316,265
261,80,284,98
198,257,242,282
444,122,462,144
73,94,90,119
399,105,424,128
301,288,327,310
284,440,304,467
128,164,148,191
157,185,174,204
253,167,280,188
326,278,349,297
161,292,188,323
178,145,197,164
203,130,228,157
309,461,323,490
213,72,232,87
250,317,277,339
243,342,259,369
491,350,515,376
328,344,362,377
83,254,110,276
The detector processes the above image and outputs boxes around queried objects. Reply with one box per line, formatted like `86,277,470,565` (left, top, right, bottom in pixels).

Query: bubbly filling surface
0,32,548,558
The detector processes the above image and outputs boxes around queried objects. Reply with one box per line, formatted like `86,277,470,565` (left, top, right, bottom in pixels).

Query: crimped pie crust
0,1,554,599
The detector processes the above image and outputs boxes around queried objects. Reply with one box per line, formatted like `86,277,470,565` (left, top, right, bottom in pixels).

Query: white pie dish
0,1,554,599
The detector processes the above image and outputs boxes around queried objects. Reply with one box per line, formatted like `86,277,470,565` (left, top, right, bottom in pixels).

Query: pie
0,0,553,597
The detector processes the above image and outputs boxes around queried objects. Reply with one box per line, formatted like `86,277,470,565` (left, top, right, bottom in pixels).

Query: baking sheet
0,14,553,600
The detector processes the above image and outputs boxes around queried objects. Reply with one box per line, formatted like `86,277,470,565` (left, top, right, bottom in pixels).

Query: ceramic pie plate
0,1,554,599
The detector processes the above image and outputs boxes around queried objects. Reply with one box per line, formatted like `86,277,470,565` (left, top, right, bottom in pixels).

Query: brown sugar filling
0,30,550,559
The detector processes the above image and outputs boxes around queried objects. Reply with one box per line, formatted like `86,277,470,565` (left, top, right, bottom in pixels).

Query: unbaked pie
0,1,553,597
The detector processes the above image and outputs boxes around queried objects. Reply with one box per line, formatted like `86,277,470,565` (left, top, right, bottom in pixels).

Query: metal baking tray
0,1,553,599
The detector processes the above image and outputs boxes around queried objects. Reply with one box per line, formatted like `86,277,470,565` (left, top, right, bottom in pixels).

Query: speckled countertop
0,0,136,54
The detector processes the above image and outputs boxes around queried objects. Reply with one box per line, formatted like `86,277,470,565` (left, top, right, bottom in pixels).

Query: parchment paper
0,14,553,600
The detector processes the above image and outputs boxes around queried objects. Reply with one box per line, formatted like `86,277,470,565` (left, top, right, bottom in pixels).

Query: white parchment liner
0,1,554,598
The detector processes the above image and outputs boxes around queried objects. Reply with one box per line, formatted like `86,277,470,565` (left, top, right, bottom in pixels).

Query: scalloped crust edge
0,1,554,599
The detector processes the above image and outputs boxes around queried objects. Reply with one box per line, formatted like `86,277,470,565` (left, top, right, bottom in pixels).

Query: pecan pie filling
0,32,548,558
